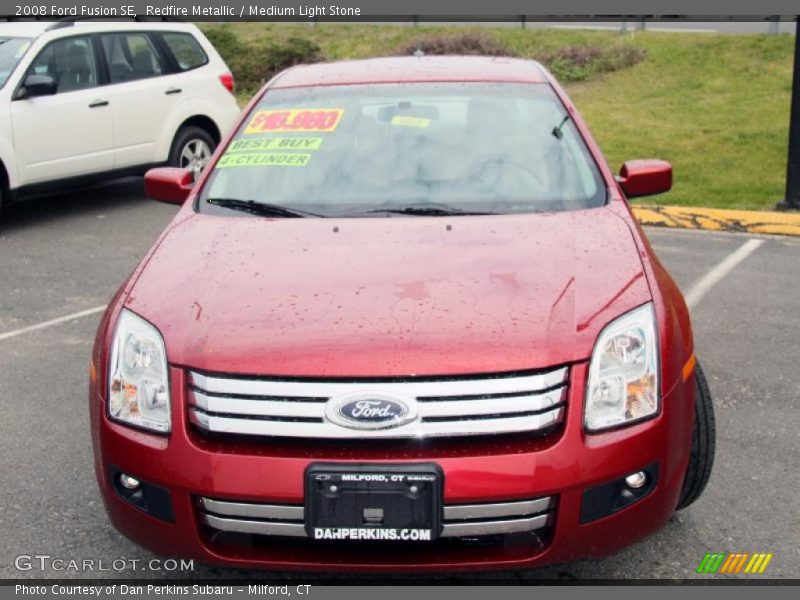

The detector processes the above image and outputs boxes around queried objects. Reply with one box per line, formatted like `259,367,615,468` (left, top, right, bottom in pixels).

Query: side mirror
22,74,57,98
617,160,672,198
144,168,194,205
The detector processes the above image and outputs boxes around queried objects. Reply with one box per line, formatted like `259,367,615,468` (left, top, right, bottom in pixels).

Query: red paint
618,160,673,199
124,210,650,377
271,56,550,89
143,168,194,205
91,57,697,571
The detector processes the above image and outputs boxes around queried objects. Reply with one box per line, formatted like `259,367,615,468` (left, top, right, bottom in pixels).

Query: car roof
0,20,197,39
270,56,549,89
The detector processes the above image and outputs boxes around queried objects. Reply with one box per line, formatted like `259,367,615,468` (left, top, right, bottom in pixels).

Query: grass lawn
202,24,796,211
566,32,795,211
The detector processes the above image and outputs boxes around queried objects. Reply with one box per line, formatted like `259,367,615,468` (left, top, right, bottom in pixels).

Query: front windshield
200,82,606,217
0,37,32,88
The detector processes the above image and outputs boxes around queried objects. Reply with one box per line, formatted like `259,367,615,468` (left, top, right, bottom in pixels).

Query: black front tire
168,126,216,177
676,361,716,510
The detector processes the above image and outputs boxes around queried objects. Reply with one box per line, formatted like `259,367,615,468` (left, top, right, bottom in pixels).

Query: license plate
305,463,442,542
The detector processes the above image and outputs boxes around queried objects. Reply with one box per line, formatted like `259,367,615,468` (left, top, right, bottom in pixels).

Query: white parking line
0,305,106,342
685,239,764,309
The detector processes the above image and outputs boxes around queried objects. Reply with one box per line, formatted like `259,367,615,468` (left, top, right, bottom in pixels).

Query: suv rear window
101,33,163,83
160,32,208,71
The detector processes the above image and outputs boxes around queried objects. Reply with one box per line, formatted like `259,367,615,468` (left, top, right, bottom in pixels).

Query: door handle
88,100,109,108
165,88,182,95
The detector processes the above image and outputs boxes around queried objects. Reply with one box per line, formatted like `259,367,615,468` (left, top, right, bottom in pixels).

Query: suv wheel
169,126,216,178
676,361,716,510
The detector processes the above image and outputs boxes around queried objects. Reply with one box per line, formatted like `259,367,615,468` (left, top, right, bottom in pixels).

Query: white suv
0,20,240,211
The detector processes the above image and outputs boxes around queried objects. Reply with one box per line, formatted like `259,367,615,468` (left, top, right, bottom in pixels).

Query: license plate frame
305,463,443,542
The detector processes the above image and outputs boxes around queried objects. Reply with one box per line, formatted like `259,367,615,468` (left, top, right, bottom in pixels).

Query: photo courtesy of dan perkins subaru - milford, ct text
15,584,310,596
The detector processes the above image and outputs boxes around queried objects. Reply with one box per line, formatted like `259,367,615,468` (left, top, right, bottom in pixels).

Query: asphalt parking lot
1,180,798,581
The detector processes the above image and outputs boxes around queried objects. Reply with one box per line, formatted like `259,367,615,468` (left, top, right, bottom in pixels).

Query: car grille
188,367,568,440
198,495,555,539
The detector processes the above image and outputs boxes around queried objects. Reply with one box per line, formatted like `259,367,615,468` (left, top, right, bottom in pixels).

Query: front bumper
89,363,694,572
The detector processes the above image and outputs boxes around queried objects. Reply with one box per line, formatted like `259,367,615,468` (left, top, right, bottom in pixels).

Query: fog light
581,462,658,523
119,474,140,490
624,471,647,489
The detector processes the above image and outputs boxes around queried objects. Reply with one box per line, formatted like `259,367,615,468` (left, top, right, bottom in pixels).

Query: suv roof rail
0,15,184,30
42,15,185,30
45,21,73,31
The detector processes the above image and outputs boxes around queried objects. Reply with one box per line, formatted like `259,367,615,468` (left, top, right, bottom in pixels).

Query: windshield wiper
206,198,323,218
365,203,493,217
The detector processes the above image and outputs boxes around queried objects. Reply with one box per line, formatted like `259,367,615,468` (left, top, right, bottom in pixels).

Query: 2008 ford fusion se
89,56,715,571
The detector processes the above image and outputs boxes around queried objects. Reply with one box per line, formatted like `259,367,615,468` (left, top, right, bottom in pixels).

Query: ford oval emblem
325,392,418,430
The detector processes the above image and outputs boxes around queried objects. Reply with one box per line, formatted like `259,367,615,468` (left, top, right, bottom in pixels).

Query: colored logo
696,552,773,574
325,393,418,430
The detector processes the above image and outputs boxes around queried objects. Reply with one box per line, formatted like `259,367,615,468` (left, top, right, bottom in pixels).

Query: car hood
126,209,651,377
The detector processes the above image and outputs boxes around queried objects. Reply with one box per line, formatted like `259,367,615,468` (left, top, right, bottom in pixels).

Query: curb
632,205,800,236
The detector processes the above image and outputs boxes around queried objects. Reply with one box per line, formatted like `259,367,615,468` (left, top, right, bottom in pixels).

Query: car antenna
413,46,425,57
552,114,570,140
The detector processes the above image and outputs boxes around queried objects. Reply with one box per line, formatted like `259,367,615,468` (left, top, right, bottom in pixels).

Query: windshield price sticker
391,115,431,128
245,108,344,133
227,137,323,153
216,152,311,168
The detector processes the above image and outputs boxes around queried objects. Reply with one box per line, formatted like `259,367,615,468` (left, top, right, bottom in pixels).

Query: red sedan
89,56,715,572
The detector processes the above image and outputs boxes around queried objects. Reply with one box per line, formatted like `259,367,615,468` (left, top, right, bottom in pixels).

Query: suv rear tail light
219,72,235,95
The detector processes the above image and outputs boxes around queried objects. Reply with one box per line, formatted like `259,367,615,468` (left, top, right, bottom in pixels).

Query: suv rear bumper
90,363,694,572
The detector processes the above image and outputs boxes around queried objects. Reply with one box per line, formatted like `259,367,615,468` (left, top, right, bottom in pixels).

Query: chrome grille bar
192,388,565,420
188,367,568,439
190,408,563,439
198,497,304,521
198,496,554,539
443,497,553,520
190,368,567,399
192,392,325,419
442,514,550,537
203,514,307,537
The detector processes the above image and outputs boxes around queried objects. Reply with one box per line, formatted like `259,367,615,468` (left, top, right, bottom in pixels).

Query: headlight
585,303,659,432
107,309,171,433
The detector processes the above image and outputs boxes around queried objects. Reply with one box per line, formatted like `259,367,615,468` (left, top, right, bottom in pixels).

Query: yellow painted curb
632,205,800,236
